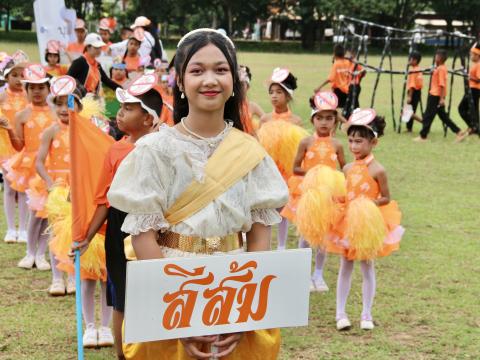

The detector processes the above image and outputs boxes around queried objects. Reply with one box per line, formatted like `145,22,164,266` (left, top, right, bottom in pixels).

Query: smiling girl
107,28,288,359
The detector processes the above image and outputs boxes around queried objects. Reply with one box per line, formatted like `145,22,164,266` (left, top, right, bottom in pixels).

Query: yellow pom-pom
346,197,386,260
46,185,106,281
257,120,308,179
296,186,335,247
302,165,346,198
79,93,106,120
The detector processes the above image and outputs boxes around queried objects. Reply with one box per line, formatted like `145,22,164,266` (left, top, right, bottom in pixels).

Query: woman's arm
131,229,164,260
246,222,272,252
100,66,121,90
67,57,88,85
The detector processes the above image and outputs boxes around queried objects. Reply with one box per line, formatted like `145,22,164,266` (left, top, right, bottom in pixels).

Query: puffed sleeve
247,155,289,226
107,136,173,235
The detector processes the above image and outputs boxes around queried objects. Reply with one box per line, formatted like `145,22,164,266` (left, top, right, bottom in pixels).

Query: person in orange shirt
315,44,351,119
1,65,55,270
122,31,142,73
157,72,174,126
44,40,68,77
283,92,345,292
344,49,366,118
0,53,29,243
67,19,87,61
415,49,466,142
405,51,424,132
98,18,113,55
72,81,162,356
458,43,480,136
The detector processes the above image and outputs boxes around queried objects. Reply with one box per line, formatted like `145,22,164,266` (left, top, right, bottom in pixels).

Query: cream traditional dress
107,123,288,359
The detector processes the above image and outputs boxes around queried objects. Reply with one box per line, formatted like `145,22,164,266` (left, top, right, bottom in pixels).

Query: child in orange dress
259,68,304,250
328,109,404,331
43,40,68,77
3,65,55,270
282,92,345,291
0,53,29,243
260,67,302,125
122,31,142,73
43,77,114,348
34,77,86,296
239,65,264,135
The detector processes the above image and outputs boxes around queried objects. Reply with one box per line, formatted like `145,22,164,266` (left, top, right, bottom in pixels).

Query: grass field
0,41,479,360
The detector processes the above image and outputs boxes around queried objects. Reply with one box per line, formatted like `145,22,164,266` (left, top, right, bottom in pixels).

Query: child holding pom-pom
327,109,404,331
282,91,345,292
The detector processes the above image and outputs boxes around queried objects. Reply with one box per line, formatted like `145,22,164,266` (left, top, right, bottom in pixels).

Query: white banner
124,249,311,343
33,0,76,65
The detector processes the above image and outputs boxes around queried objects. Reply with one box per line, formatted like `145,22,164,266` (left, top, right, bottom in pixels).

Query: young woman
106,28,288,359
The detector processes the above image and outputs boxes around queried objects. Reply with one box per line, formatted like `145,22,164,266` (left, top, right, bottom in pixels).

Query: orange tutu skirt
0,129,15,163
327,197,404,261
280,175,304,222
123,328,280,360
4,150,36,193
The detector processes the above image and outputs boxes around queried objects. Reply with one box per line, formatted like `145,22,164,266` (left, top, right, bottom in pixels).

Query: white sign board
33,0,76,65
124,249,311,343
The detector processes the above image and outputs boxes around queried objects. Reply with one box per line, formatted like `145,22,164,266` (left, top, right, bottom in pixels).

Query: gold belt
124,232,243,260
156,231,242,254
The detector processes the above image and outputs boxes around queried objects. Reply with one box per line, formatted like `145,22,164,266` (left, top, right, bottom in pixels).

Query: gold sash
165,127,266,225
124,128,266,259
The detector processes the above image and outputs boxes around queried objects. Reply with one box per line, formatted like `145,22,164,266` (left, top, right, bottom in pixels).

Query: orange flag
69,112,114,242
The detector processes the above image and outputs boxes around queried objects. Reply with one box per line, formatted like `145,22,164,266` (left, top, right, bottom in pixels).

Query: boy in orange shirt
344,48,366,118
315,44,350,120
458,43,480,135
406,51,423,132
415,49,465,142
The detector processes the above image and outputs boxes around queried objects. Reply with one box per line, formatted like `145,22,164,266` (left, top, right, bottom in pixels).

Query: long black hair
173,31,244,131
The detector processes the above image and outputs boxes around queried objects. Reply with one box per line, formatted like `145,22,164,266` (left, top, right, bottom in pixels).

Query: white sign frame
124,249,312,343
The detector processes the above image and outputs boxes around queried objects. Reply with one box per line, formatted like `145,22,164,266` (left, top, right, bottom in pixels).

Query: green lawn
0,41,479,360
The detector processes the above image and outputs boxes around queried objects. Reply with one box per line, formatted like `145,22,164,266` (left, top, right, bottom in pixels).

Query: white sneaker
311,277,329,292
336,318,352,331
83,326,98,348
4,229,17,243
18,255,35,269
66,278,76,295
49,279,66,296
360,320,375,330
35,256,51,271
97,326,114,347
17,230,27,243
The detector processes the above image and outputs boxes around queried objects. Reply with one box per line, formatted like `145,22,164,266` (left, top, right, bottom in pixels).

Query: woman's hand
180,335,216,359
214,332,244,358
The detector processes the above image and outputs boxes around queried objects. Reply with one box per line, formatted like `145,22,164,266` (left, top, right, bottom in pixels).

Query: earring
231,91,235,97
181,92,185,99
